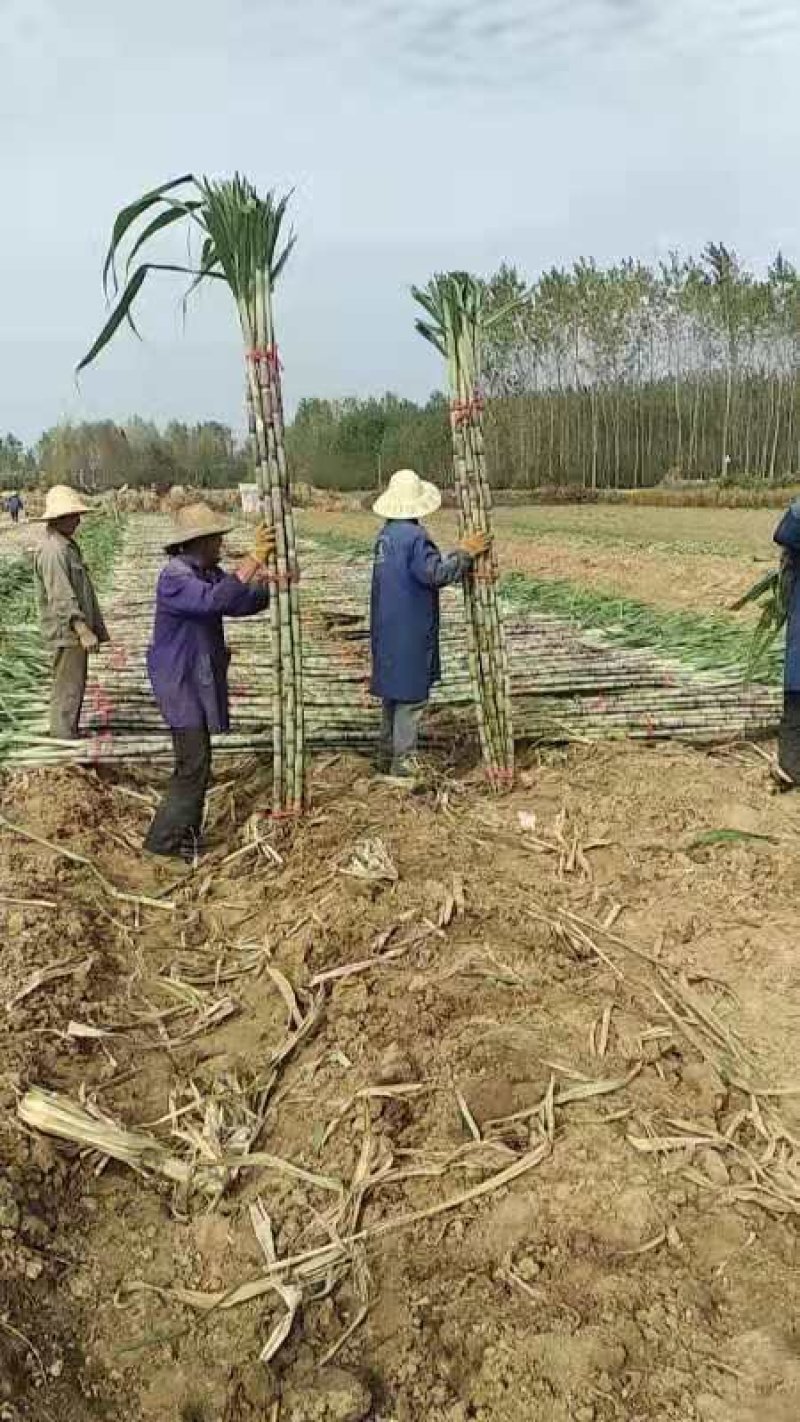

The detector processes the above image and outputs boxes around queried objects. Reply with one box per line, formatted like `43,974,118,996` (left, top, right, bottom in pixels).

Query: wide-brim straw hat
164,501,233,552
372,468,442,520
36,485,94,522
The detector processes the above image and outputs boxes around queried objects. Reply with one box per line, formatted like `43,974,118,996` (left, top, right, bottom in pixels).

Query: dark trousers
779,691,800,784
379,699,427,772
50,647,88,740
144,728,212,856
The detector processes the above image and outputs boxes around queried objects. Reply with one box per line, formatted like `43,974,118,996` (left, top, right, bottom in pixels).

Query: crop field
2,502,800,1422
0,507,782,768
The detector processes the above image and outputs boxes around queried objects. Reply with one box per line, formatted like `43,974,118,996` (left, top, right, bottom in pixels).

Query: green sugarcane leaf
271,232,297,284
79,266,150,370
102,173,195,294
124,203,201,274
688,828,778,849
181,239,226,318
744,602,783,679
415,319,447,356
484,292,532,329
411,283,446,325
78,262,204,371
731,569,779,611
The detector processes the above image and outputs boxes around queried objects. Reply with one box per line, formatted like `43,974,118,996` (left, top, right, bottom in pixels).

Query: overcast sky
2,0,799,444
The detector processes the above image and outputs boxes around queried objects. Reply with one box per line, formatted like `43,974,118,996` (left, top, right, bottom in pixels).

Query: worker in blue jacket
773,499,800,788
370,468,490,783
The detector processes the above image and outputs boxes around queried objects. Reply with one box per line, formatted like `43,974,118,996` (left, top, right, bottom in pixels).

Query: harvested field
1,502,798,1421
3,742,800,1421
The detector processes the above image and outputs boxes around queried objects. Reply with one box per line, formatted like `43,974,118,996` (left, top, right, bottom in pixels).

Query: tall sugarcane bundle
78,174,305,813
412,273,515,787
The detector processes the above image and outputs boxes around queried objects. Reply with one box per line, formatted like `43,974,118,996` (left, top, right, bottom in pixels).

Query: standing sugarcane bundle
78,174,305,814
412,272,516,787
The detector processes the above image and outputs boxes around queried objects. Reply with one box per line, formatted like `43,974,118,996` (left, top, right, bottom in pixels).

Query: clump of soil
2,742,800,1421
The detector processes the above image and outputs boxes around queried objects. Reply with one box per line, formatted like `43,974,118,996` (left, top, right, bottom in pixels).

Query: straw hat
372,469,442,520
164,501,233,552
38,485,94,522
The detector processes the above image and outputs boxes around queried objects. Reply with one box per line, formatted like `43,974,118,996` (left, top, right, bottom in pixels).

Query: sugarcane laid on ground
413,272,518,788
78,172,305,816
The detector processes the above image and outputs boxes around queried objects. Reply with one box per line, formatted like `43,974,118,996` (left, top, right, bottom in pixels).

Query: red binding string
450,396,485,427
484,767,514,788
264,563,301,591
246,345,282,373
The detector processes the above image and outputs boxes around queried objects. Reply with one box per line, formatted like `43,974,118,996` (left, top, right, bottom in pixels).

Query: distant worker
6,491,24,524
144,503,275,862
772,499,800,790
33,485,109,740
370,468,491,785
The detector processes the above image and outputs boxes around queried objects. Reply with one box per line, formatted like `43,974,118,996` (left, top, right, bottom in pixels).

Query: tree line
290,246,800,489
0,419,250,492
4,243,800,492
481,244,800,488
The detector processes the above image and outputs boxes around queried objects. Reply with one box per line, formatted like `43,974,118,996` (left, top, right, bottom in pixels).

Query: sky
2,0,799,445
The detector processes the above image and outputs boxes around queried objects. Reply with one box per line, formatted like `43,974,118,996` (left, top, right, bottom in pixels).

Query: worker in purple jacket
144,502,274,860
370,469,490,785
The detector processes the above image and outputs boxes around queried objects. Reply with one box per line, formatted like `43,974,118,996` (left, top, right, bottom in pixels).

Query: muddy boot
379,755,423,790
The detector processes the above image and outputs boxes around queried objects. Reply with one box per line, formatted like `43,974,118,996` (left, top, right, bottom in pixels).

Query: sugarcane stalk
413,272,515,788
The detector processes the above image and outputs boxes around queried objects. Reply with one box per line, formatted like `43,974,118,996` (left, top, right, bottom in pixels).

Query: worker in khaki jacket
33,486,109,739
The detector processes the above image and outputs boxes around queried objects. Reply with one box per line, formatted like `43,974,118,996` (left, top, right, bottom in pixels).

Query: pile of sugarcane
413,273,515,788
79,173,304,815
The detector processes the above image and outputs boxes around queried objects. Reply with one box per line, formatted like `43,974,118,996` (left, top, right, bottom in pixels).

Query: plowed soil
3,739,800,1422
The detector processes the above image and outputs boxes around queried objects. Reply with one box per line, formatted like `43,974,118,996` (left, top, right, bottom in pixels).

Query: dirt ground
3,739,800,1422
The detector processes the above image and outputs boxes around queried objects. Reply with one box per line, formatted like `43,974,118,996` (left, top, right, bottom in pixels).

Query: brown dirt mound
2,744,800,1420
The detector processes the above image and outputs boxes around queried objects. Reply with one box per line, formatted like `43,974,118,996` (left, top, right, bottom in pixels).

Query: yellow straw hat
164,502,233,552
372,468,442,520
37,485,94,521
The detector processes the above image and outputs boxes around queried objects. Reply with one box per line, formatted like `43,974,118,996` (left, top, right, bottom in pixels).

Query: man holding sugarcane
144,503,275,862
370,468,490,785
33,485,109,740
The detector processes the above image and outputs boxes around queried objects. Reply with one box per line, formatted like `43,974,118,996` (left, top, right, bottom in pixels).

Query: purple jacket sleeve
408,533,472,589
158,563,269,619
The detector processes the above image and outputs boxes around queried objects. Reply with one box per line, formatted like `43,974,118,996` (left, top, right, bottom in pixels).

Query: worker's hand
73,619,100,652
253,522,277,565
459,531,492,559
